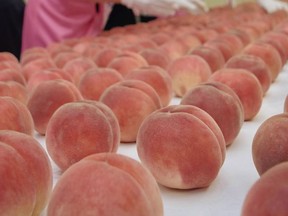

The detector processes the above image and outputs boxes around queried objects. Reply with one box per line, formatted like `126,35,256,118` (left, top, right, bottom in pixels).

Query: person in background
21,0,207,52
0,0,25,60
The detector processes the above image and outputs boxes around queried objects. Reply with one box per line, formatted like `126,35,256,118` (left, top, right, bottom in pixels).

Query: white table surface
38,65,288,216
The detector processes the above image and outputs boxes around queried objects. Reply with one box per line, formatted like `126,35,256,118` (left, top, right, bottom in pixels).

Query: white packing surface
38,65,288,216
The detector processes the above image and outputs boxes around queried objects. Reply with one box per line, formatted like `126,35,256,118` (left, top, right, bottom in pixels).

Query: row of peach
0,2,288,215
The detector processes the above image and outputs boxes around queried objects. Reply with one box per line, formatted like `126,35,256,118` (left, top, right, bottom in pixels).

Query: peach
62,57,97,85
0,81,28,104
158,38,188,61
241,41,283,82
224,54,272,94
209,68,263,121
241,162,288,216
188,45,226,73
190,29,219,43
100,80,162,143
167,54,212,97
0,130,53,216
27,79,83,135
181,82,244,146
0,51,19,63
52,51,82,69
0,60,21,71
107,52,148,77
214,32,245,55
139,48,170,70
259,31,288,66
149,32,171,45
136,104,226,189
21,57,57,81
46,100,120,170
0,141,36,216
252,113,288,175
204,39,235,62
92,47,121,67
0,96,34,135
284,95,288,113
20,47,50,66
47,153,162,216
0,68,26,85
78,67,123,101
125,65,174,106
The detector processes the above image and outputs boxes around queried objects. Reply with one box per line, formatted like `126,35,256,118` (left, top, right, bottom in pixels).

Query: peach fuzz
78,67,123,101
100,80,162,143
107,52,148,77
62,57,97,85
181,82,244,146
0,130,53,216
21,57,57,81
188,45,226,73
47,153,160,216
0,81,28,104
252,113,288,175
139,48,170,70
26,69,64,93
0,141,36,216
241,162,288,216
0,96,34,135
224,54,272,94
27,79,83,135
0,51,19,63
52,51,82,69
92,47,121,67
125,65,174,106
46,100,120,170
241,41,282,82
284,95,288,113
209,68,263,121
167,54,212,97
137,104,226,189
0,68,26,86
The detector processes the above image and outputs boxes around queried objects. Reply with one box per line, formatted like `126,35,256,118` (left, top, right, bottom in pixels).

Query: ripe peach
139,48,170,70
241,41,283,82
0,130,53,216
47,153,161,216
20,47,50,66
209,68,263,121
0,51,19,63
100,80,162,143
0,68,26,85
181,82,244,146
78,67,123,101
204,40,234,62
92,47,121,67
167,54,212,97
0,81,29,104
46,100,120,170
158,38,188,61
0,96,34,135
62,57,97,85
26,69,64,93
125,65,174,106
252,113,288,175
21,57,57,81
0,141,36,216
107,52,148,77
27,79,83,135
52,51,82,69
0,60,21,71
137,104,226,189
188,45,226,72
214,32,245,55
284,95,288,113
241,162,288,216
224,54,272,94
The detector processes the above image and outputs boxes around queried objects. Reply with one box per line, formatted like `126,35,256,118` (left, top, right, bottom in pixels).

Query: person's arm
86,0,208,16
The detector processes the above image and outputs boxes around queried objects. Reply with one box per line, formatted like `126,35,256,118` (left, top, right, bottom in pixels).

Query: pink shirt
22,0,110,52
